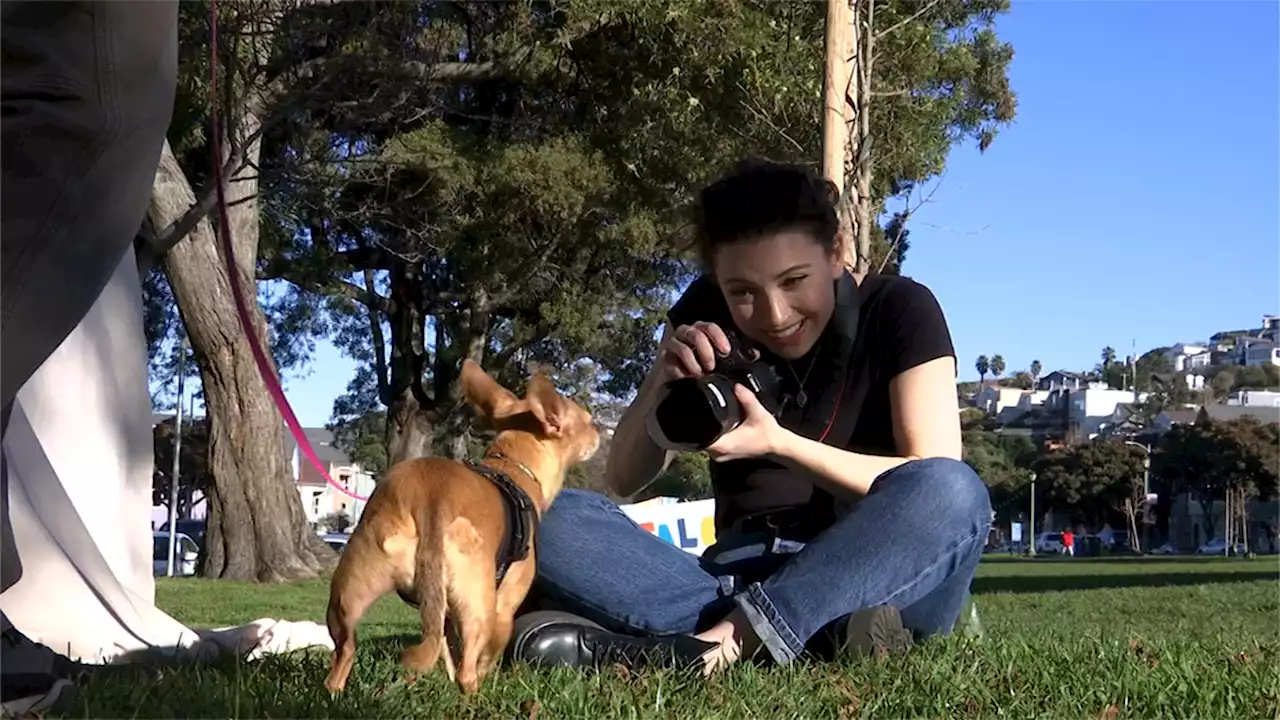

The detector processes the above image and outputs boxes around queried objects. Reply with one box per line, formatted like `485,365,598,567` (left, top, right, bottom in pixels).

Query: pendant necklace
786,351,821,409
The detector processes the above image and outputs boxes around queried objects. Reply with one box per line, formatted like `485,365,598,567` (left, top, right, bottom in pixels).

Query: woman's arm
771,356,963,497
603,323,680,498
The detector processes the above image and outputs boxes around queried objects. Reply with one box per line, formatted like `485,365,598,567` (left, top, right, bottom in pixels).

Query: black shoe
841,605,914,659
509,611,717,672
1,674,73,716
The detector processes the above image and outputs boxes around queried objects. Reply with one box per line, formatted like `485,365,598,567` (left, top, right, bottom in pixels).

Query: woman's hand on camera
658,322,732,382
705,384,786,462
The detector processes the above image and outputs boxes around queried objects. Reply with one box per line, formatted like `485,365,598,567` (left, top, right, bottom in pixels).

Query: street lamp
1028,471,1037,557
1123,440,1152,552
166,336,188,577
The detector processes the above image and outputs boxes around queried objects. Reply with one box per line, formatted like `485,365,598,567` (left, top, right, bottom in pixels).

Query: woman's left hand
705,384,787,462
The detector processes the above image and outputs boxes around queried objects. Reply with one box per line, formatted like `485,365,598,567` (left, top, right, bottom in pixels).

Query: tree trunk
151,134,333,581
847,0,875,277
386,388,434,465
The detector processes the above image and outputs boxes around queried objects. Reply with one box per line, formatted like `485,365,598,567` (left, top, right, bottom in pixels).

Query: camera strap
793,271,863,445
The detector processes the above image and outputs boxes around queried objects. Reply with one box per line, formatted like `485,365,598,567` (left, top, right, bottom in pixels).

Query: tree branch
363,267,393,407
875,171,944,274
873,0,944,42
141,122,268,262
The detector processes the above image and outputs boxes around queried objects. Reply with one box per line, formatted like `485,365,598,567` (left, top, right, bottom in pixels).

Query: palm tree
976,355,990,384
1030,359,1043,386
990,354,1006,379
1101,346,1117,368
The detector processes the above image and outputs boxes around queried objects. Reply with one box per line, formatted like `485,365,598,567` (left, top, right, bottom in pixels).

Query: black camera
647,330,781,451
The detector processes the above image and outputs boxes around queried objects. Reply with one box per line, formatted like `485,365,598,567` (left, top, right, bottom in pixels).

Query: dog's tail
412,505,450,670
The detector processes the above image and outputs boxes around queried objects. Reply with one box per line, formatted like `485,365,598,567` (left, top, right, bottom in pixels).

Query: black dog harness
466,454,540,586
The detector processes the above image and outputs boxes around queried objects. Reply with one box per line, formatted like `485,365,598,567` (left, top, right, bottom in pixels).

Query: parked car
1151,541,1180,555
323,533,350,553
1035,532,1064,554
1196,538,1247,556
158,518,206,547
153,531,199,577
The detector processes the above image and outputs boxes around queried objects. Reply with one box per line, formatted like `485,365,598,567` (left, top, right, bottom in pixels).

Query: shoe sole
843,605,913,660
1,678,72,717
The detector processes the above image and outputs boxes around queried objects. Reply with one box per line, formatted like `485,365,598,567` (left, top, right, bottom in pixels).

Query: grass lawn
56,557,1278,719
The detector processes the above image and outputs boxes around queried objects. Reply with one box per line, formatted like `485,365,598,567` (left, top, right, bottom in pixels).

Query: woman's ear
827,239,849,279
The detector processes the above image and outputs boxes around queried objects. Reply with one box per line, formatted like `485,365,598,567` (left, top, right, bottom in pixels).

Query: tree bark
846,0,874,277
151,134,333,582
386,388,434,465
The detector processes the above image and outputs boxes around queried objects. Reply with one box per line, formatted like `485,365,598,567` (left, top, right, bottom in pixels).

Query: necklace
786,351,821,409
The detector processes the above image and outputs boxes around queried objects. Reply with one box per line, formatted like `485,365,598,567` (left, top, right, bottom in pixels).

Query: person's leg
529,489,733,635
720,458,992,665
0,1,177,711
1,0,178,412
511,489,755,669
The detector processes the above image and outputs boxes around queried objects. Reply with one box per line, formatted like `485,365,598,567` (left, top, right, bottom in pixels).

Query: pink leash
207,1,368,502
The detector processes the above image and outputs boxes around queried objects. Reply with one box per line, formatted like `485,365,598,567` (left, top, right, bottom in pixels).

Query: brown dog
323,359,600,695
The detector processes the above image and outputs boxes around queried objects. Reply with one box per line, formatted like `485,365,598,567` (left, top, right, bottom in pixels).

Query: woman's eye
781,275,807,289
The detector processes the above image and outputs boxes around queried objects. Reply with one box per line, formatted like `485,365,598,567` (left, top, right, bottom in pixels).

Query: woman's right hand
657,322,732,382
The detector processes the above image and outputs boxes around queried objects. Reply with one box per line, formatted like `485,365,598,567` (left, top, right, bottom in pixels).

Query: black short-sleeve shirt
665,271,956,533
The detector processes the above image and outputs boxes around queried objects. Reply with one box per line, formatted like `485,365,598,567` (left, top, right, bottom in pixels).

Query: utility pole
822,0,850,191
1028,471,1037,557
166,336,188,577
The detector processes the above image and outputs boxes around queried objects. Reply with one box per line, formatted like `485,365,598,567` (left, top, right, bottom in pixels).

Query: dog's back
323,360,599,695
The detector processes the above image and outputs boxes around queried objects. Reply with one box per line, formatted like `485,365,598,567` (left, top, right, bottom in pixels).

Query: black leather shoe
509,611,717,671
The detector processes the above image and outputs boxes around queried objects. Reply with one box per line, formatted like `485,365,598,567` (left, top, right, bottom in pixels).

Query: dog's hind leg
325,551,395,693
443,519,498,695
400,521,448,678
487,561,535,676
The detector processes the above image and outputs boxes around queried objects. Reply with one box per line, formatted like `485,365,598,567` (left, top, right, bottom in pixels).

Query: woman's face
711,230,844,360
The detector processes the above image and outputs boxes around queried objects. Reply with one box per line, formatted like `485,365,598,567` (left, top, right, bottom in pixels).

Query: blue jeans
532,457,992,664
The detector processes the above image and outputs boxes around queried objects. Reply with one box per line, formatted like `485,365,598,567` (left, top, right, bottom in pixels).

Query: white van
153,531,200,577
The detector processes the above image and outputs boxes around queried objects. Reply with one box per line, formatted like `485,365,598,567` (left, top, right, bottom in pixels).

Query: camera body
647,330,781,451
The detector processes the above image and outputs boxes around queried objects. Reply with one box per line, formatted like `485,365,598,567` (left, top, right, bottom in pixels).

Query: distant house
1154,407,1199,430
284,428,378,527
1226,389,1280,408
1197,404,1280,425
972,385,1026,417
1239,339,1280,368
1036,371,1085,393
1163,343,1212,372
1066,387,1148,439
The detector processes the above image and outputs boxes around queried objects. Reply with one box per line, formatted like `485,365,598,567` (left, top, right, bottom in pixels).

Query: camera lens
650,376,732,448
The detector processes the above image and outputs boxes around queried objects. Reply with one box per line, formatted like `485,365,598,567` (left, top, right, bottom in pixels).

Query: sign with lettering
618,498,717,556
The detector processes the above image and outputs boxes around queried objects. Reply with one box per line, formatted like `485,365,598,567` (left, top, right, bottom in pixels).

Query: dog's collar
484,450,539,488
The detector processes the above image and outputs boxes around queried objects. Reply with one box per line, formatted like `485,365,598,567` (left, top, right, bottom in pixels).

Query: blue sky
194,0,1280,427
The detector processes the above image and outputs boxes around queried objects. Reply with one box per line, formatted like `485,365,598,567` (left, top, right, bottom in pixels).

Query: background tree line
143,0,1017,581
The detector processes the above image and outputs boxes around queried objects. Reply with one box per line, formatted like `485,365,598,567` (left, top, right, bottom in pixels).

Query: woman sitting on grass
510,159,990,674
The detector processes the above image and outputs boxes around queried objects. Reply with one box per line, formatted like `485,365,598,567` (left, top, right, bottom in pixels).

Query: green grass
56,557,1279,719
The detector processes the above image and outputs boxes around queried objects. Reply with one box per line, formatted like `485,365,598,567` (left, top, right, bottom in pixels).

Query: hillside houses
969,314,1280,442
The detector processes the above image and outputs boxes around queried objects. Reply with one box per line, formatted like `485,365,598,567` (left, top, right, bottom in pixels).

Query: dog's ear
460,359,527,425
524,373,566,438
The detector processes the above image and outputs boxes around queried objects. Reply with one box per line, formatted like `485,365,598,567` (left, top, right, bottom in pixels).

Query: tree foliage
1031,440,1148,528
152,417,212,519
989,354,1006,379
963,430,1037,523
1153,418,1280,503
244,0,1018,466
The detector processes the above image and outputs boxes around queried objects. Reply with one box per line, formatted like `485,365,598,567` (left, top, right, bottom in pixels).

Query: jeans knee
546,488,615,518
880,457,992,530
919,457,991,525
538,489,617,549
